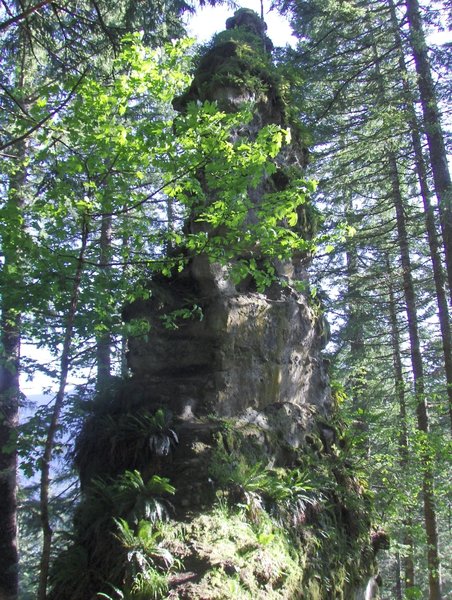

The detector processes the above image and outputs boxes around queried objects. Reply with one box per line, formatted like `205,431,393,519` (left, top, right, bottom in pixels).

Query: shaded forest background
0,0,451,598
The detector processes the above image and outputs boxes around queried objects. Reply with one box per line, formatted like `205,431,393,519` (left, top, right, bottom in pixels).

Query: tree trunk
37,219,89,600
386,254,415,594
166,197,174,255
366,23,443,596
389,156,442,600
389,0,452,433
96,214,112,391
404,0,452,303
0,14,35,596
0,140,27,600
344,196,369,449
394,552,403,600
0,304,20,600
120,227,130,378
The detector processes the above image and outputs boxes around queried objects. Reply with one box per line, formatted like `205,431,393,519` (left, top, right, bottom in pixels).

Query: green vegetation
270,0,451,596
49,469,176,598
174,8,276,110
48,377,375,599
1,1,451,598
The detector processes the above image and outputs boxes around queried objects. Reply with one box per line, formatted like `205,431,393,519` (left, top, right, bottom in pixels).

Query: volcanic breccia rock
124,7,330,432
125,268,331,423
120,11,380,599
67,9,380,600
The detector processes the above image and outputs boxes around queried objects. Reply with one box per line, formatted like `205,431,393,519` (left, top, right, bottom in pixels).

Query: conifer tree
403,0,452,301
273,0,451,595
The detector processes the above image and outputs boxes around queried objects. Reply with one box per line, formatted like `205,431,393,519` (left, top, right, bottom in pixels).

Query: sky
185,0,452,47
185,0,297,47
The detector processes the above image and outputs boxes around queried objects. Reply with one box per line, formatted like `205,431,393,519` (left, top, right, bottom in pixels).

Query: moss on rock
165,506,302,599
50,391,377,600
173,10,279,114
49,9,380,600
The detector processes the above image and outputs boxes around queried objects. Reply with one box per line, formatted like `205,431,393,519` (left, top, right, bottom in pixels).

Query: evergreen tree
403,0,452,302
0,2,212,593
272,0,451,595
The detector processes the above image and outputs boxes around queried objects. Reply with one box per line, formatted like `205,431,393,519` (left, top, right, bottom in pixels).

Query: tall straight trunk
404,0,452,301
96,214,112,391
0,314,20,600
0,27,30,592
345,217,365,359
37,219,89,600
366,24,442,595
386,255,415,593
394,552,403,600
166,197,174,255
344,197,368,448
0,170,25,600
389,156,442,600
119,224,131,378
388,0,452,432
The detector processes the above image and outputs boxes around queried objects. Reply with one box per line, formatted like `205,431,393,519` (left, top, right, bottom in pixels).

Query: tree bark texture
96,214,112,391
345,197,369,451
367,23,443,595
404,0,452,304
394,552,403,600
0,315,20,600
37,219,89,600
386,255,415,593
389,156,442,600
0,131,29,600
388,0,452,432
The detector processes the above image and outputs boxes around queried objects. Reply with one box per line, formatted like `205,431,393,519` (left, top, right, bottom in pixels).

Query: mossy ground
164,504,302,599
50,403,376,600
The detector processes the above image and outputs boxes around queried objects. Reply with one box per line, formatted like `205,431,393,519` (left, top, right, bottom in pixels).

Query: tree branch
0,0,53,32
0,70,87,152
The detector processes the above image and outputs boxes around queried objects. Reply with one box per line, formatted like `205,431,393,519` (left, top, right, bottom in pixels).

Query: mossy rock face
123,271,331,420
165,508,303,599
225,8,271,45
50,9,380,600
51,389,377,600
173,9,283,121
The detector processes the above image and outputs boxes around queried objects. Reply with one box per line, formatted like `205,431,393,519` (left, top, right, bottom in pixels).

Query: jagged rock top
173,8,278,113
225,8,274,52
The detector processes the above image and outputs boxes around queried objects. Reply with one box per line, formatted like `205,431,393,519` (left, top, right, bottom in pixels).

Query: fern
110,518,174,599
